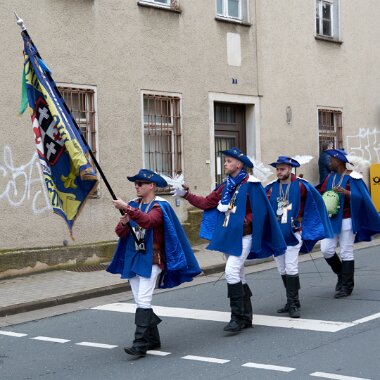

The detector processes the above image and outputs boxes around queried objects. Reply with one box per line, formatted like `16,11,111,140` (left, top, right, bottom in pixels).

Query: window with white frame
139,0,178,8
315,0,340,40
216,0,249,23
143,94,182,178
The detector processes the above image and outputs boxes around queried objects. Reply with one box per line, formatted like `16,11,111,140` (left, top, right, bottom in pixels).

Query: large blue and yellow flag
19,29,98,235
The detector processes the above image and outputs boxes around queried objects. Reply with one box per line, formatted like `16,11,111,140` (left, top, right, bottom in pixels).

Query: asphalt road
1,245,380,380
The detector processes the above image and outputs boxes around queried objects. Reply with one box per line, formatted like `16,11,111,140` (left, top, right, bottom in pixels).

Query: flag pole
15,13,142,247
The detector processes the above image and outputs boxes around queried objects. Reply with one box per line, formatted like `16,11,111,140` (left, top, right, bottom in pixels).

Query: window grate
318,109,343,150
144,94,182,180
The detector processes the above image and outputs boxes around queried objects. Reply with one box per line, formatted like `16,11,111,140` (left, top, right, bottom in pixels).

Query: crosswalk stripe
91,303,354,333
242,362,295,372
147,350,171,356
76,342,117,349
310,371,371,380
182,355,230,364
31,336,70,343
0,331,27,337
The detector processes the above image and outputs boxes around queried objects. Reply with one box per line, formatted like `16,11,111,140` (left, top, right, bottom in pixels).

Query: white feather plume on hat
159,173,184,189
247,156,274,182
346,154,370,179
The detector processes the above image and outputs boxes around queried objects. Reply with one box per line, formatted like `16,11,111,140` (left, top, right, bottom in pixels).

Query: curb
1,238,379,318
0,264,227,318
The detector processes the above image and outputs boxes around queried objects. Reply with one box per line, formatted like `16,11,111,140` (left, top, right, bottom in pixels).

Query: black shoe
223,320,243,332
124,346,146,357
334,288,352,298
147,343,161,350
289,305,300,318
277,303,290,313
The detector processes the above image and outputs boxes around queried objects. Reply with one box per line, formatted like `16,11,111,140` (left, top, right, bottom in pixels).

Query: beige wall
0,0,258,249
256,0,380,184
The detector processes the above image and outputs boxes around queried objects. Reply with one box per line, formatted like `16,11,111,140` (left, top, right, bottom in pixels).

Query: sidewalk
0,243,228,317
1,238,379,318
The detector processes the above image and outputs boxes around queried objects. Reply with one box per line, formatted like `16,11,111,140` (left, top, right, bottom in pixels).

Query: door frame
208,92,261,189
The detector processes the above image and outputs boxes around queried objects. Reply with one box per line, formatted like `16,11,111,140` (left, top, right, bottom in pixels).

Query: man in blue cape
174,148,286,333
107,169,201,357
266,156,333,318
319,149,380,298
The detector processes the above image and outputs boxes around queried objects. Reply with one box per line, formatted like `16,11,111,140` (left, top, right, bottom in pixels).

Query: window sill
215,16,251,27
137,1,181,13
315,35,343,45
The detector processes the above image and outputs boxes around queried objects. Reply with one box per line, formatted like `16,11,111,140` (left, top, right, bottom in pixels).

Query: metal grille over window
318,109,343,150
59,87,97,155
143,95,182,178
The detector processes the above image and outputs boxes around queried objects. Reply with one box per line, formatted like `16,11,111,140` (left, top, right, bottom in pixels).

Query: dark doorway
214,102,246,185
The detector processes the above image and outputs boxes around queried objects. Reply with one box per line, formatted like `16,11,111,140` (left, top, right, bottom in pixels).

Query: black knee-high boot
277,274,301,313
224,282,245,332
124,308,161,357
242,283,253,328
325,253,343,292
147,312,162,350
286,274,301,318
335,260,354,298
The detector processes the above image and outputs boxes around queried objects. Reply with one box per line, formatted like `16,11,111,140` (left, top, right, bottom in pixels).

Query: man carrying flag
17,15,98,234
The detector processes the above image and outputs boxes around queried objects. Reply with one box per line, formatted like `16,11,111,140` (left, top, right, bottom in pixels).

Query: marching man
107,169,201,357
319,149,380,298
266,156,333,318
174,148,286,333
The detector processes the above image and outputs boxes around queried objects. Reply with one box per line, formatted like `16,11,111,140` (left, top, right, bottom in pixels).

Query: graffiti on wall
0,145,51,214
346,128,380,163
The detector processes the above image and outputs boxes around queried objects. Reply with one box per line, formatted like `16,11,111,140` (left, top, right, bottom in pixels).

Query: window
315,0,340,40
318,109,343,150
59,86,97,156
138,0,180,11
216,0,249,23
143,94,182,178
59,85,99,196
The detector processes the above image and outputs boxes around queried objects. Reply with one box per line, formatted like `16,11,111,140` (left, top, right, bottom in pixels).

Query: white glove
217,203,229,212
172,187,188,197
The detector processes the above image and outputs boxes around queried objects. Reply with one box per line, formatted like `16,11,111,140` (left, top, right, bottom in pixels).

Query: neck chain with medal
332,170,347,191
223,183,242,227
277,182,291,216
134,197,156,251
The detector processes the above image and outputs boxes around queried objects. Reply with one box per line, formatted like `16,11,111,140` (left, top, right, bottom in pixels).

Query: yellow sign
370,164,380,212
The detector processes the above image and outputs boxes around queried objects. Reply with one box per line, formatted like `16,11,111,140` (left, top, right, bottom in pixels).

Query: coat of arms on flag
18,18,98,235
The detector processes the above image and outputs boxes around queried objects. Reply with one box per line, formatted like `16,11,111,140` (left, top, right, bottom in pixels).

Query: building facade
1,0,379,250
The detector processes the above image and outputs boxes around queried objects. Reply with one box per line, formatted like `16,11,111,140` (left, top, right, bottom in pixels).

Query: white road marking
242,362,295,372
182,355,230,364
310,371,371,380
0,331,27,337
92,303,354,332
31,336,70,343
352,312,380,325
147,350,171,356
76,342,117,349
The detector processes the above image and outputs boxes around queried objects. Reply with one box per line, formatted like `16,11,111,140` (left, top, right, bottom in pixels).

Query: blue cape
107,199,201,289
200,179,287,259
324,174,380,242
266,178,334,253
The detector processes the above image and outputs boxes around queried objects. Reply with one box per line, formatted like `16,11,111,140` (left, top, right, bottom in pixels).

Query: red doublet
115,202,164,267
184,176,253,226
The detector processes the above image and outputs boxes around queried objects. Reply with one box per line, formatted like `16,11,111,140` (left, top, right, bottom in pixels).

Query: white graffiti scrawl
346,128,380,163
0,145,51,214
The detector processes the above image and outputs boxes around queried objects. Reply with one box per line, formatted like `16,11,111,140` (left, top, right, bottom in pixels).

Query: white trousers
225,235,252,284
274,232,302,276
321,218,356,261
129,265,162,309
